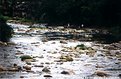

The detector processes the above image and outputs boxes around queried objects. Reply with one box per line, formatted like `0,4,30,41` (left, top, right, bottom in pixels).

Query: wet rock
42,67,50,73
94,71,108,77
95,65,104,68
118,74,121,77
75,44,87,50
112,43,121,49
8,64,22,71
51,42,56,44
34,65,44,67
42,39,48,42
15,52,24,55
61,71,70,75
104,45,116,50
0,65,7,71
109,50,120,56
45,62,50,64
7,42,16,45
20,76,24,78
26,62,31,65
20,55,33,61
38,55,44,58
44,75,52,77
23,65,31,70
24,59,34,62
0,42,7,46
60,55,73,62
84,64,92,66
8,67,19,71
60,40,67,44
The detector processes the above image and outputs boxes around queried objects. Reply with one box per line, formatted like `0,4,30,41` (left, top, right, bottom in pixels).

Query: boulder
20,55,33,61
0,65,7,71
61,71,70,75
94,71,108,77
42,67,50,73
44,75,52,77
60,40,67,44
23,65,31,70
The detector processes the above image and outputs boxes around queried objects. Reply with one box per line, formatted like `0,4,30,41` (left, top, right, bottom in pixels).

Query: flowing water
0,23,120,79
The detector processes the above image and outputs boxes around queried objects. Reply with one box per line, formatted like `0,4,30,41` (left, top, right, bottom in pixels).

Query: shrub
0,16,13,42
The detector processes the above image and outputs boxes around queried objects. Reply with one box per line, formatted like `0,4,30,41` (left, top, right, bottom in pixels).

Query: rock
34,65,44,67
94,71,108,77
8,68,19,71
75,44,87,50
61,71,70,75
42,67,50,73
60,55,73,62
44,75,52,77
24,59,34,62
112,43,121,49
51,42,56,44
15,52,24,55
0,65,7,71
109,50,120,56
60,40,67,44
118,74,121,77
95,65,104,68
42,39,48,42
13,63,17,67
45,62,50,64
23,65,31,70
7,42,16,45
26,62,31,65
20,55,33,61
20,76,24,78
0,42,7,46
66,56,73,61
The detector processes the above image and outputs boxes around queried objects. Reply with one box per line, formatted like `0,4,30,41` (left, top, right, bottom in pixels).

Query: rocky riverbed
0,23,120,79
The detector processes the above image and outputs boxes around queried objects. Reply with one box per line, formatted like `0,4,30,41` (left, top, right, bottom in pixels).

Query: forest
0,0,121,26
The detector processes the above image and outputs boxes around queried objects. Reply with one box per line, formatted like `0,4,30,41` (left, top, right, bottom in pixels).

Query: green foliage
0,14,13,42
1,0,121,27
3,16,12,21
109,26,121,41
75,44,87,50
20,55,33,61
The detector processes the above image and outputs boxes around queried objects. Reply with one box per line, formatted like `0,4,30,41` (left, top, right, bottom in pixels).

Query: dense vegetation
1,0,121,27
0,14,13,42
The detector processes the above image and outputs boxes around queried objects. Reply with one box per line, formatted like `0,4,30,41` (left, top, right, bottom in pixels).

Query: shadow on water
43,31,92,41
92,33,121,44
43,31,121,44
0,45,22,78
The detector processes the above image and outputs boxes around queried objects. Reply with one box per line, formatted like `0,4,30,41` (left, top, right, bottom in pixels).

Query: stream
0,23,120,79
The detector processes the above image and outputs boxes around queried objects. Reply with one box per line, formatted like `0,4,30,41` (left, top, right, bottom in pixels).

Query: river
0,23,120,79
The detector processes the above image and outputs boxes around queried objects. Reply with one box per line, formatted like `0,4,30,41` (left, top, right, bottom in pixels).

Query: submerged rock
0,65,7,71
60,55,73,62
8,67,19,71
20,55,33,61
60,40,67,44
94,71,109,77
61,71,70,75
23,65,31,70
44,75,52,77
118,74,121,77
42,67,50,73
